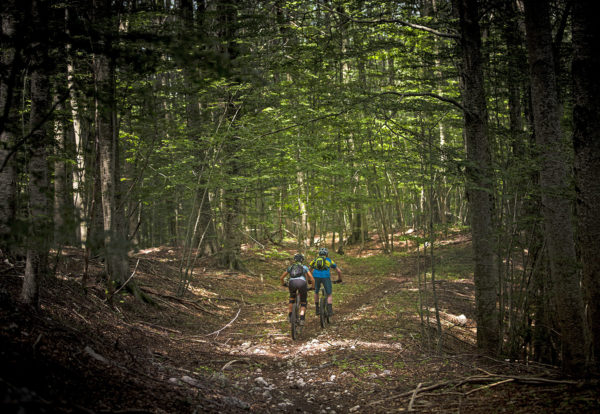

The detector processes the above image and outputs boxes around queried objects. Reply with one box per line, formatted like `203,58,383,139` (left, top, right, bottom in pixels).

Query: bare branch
317,2,459,39
407,382,422,411
375,91,464,112
260,91,462,138
351,18,459,40
111,258,140,297
464,378,514,396
206,308,241,337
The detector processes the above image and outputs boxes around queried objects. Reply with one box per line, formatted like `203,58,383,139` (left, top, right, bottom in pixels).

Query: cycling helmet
318,247,328,257
294,253,304,263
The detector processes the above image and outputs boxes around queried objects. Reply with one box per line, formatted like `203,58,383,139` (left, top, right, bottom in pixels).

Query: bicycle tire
291,297,298,340
319,294,327,328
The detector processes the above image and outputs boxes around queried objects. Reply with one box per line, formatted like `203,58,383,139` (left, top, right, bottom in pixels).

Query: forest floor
1,232,598,413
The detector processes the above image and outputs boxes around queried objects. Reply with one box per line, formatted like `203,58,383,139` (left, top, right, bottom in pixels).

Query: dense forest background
1,0,599,381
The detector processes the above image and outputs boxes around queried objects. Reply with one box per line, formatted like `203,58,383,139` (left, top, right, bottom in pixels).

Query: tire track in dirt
214,256,419,413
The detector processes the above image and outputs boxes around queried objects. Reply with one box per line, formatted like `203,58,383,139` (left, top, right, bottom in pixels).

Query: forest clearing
1,232,598,413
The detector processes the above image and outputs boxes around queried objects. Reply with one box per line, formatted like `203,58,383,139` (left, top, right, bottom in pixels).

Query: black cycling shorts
288,278,308,304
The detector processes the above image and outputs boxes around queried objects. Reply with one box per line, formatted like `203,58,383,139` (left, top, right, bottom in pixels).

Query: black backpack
289,263,304,278
313,256,329,271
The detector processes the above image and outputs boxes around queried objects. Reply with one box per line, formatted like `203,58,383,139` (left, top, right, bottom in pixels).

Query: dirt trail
2,239,598,413
177,253,462,413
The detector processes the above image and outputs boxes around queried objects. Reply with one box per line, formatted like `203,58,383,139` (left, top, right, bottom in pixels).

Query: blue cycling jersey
309,257,337,278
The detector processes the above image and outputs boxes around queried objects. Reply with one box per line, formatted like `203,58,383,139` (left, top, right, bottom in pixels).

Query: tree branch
375,91,464,112
260,91,462,138
350,18,459,40
206,308,241,337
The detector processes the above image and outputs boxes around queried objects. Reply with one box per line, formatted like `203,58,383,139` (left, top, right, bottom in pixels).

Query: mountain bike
286,284,313,340
290,289,303,340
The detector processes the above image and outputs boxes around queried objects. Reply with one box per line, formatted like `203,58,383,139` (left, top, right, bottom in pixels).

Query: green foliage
252,247,292,261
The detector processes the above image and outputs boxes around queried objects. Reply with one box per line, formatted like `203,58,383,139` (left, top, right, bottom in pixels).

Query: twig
221,358,251,371
84,345,110,364
206,308,241,337
72,309,90,324
32,333,43,351
237,227,265,249
112,258,140,297
368,381,452,406
408,382,422,411
464,378,514,395
136,321,182,334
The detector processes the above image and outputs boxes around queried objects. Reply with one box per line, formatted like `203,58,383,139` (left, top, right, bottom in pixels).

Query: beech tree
0,0,21,253
572,0,600,372
21,0,52,307
455,0,499,355
524,0,587,375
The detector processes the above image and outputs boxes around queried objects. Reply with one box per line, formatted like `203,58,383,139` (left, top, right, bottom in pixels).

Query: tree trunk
0,4,19,252
66,8,87,248
219,134,244,270
524,0,588,375
21,0,51,307
53,96,68,247
456,0,499,354
93,7,130,293
572,0,600,372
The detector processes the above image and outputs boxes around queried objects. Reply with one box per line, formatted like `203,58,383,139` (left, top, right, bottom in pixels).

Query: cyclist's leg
288,284,297,320
290,279,307,315
314,278,323,314
298,281,308,316
322,278,333,302
322,278,334,314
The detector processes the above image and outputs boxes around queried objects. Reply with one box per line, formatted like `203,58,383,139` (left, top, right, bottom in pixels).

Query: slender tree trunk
456,0,499,355
524,0,588,375
96,52,124,287
21,0,51,307
297,168,307,248
53,96,67,247
66,8,87,247
572,0,600,372
219,134,243,270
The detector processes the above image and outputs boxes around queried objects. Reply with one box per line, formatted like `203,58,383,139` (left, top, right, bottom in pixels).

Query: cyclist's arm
280,271,289,286
335,266,342,283
306,270,315,287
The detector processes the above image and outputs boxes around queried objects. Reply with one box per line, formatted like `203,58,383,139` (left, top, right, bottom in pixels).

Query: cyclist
280,253,314,326
309,247,342,316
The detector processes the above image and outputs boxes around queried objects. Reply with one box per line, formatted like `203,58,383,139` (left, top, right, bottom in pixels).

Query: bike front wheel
319,295,328,328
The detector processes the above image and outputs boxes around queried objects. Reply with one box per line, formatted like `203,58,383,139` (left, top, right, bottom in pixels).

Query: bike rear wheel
291,293,303,340
291,299,298,339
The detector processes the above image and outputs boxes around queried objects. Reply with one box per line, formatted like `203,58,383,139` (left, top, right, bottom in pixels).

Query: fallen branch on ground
407,382,422,411
206,308,241,337
369,373,579,407
464,378,514,395
140,287,221,316
221,358,251,371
